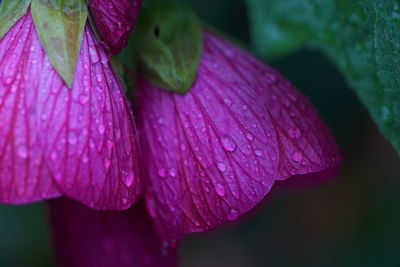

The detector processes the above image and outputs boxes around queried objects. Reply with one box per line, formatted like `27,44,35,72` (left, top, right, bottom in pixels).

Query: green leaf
0,0,31,40
132,0,203,94
246,0,400,154
31,0,87,87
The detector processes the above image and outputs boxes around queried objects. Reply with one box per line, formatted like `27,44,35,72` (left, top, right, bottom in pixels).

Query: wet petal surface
0,12,141,208
136,31,341,241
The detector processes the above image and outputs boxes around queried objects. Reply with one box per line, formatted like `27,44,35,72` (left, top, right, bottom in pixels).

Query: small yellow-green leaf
0,0,31,40
133,0,203,94
31,0,87,87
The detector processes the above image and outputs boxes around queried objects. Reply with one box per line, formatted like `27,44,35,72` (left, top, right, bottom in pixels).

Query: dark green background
1,0,399,266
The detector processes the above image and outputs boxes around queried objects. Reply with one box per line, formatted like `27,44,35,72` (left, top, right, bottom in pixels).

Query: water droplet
291,151,303,162
67,131,78,145
50,151,58,160
242,105,248,111
255,150,262,156
169,168,177,177
4,76,13,85
221,136,236,152
246,133,253,140
288,127,301,139
103,158,111,168
215,183,226,196
124,171,134,187
17,145,28,159
223,98,232,107
78,94,89,104
98,124,106,134
158,168,166,178
228,208,239,220
180,144,186,151
81,154,89,163
96,73,103,82
217,162,226,172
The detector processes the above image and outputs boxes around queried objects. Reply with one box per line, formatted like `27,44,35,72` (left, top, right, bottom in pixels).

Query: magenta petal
0,12,62,203
50,198,177,267
39,24,141,209
0,12,141,208
136,31,341,239
89,0,143,54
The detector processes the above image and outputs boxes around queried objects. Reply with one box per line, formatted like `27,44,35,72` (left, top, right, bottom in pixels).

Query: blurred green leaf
31,0,87,87
246,0,400,155
0,0,31,40
133,0,202,94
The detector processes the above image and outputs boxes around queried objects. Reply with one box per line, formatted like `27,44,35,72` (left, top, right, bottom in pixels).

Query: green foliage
31,0,87,87
246,0,400,154
0,0,31,40
132,0,203,94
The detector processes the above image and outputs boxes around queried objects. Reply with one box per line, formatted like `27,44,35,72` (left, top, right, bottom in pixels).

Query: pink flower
89,0,143,53
0,11,141,209
50,198,177,267
135,30,342,243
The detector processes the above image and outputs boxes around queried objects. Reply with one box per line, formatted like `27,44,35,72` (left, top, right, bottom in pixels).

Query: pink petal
89,0,143,54
136,31,341,240
0,12,62,203
0,12,141,209
40,21,141,209
50,198,177,267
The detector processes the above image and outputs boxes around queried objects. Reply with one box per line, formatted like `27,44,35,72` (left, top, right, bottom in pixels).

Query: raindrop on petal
215,183,226,196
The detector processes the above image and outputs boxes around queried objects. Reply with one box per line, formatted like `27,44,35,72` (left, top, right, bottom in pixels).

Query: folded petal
136,31,341,240
0,11,61,203
50,198,177,267
89,0,143,54
0,12,141,208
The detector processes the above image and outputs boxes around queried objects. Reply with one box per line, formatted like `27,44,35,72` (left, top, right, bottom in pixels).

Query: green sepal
132,0,203,94
0,0,32,41
31,0,87,87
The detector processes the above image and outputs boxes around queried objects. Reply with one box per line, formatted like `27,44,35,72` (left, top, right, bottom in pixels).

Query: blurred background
1,0,399,266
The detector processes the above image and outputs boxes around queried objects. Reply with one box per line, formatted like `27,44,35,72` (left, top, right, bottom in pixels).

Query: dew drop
288,127,301,139
228,208,239,220
291,151,303,162
78,94,89,104
215,183,226,196
168,168,177,177
4,76,13,85
180,144,186,151
103,158,111,168
98,124,106,134
255,150,262,156
221,136,236,152
81,154,89,163
217,162,226,172
246,133,253,141
67,131,78,145
158,168,166,178
17,145,28,159
50,151,58,160
223,98,232,107
124,171,134,187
